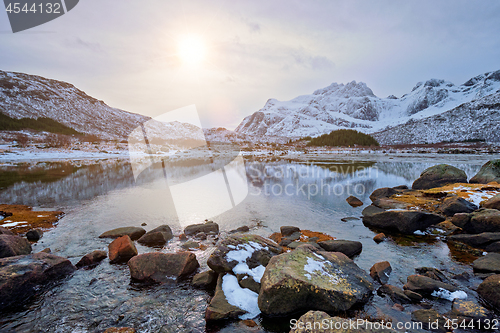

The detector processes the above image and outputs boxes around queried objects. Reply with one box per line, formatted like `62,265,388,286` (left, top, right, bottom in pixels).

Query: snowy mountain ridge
235,70,500,140
0,70,205,142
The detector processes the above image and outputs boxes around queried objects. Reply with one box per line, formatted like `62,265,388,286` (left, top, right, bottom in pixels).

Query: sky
1,0,500,129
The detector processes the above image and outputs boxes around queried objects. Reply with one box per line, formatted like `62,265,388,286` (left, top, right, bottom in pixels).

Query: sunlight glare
177,35,206,67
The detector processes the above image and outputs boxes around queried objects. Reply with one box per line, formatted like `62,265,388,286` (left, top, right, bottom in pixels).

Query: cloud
292,52,335,71
64,37,103,53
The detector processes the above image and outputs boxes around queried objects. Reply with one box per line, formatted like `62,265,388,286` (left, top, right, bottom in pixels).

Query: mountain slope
372,92,500,144
0,70,151,139
235,70,500,139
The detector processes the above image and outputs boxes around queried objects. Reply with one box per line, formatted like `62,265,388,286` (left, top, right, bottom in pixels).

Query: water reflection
0,157,489,333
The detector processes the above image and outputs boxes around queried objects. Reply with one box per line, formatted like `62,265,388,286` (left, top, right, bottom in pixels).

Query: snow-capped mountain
373,91,500,144
0,70,205,142
235,70,500,141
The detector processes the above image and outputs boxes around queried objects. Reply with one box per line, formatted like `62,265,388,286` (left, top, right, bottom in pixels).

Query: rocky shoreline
1,160,500,332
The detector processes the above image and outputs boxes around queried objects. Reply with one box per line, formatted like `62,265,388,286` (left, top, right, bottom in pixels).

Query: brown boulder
137,225,173,247
0,234,31,258
108,235,137,264
370,261,392,284
477,274,500,310
346,196,363,207
128,252,199,283
76,250,107,268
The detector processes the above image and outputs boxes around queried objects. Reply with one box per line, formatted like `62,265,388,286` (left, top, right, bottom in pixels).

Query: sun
177,35,206,67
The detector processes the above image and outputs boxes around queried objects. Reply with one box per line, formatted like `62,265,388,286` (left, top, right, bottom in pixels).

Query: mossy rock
258,246,374,316
412,164,467,190
470,159,500,184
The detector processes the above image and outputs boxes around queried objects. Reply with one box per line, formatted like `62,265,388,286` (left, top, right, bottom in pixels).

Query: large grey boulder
99,227,146,241
317,240,362,258
258,246,374,316
448,232,500,249
184,221,219,236
137,225,173,247
0,252,75,310
473,253,500,274
439,197,477,216
404,275,459,296
0,234,31,258
362,210,444,234
470,159,500,184
452,209,500,234
412,164,467,190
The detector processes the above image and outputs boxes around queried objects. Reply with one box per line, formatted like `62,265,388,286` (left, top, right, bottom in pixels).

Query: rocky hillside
373,91,500,144
0,70,152,140
235,70,500,141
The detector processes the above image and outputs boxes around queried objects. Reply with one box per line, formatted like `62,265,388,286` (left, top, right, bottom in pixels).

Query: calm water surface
0,155,495,332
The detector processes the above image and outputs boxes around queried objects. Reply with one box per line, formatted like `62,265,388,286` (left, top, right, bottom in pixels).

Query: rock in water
453,209,500,234
258,246,374,316
137,225,173,247
369,187,397,202
0,234,32,258
108,235,137,264
470,159,500,184
192,270,218,290
76,250,107,268
411,309,447,333
128,252,199,283
205,273,248,321
346,196,363,207
99,227,146,241
289,310,397,333
207,234,281,274
448,232,500,248
362,210,444,234
373,233,386,243
370,261,392,284
450,299,491,321
184,222,219,236
0,252,75,310
473,253,500,273
280,226,300,237
317,240,362,258
404,275,459,296
26,229,43,241
378,284,412,304
412,164,467,190
477,274,500,310
439,197,478,216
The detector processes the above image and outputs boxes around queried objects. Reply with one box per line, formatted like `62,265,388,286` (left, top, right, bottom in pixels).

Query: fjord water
0,156,493,332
